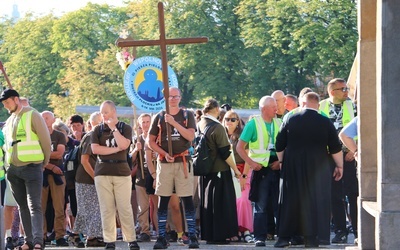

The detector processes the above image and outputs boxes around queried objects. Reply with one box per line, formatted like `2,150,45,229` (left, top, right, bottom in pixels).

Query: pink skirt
236,169,253,232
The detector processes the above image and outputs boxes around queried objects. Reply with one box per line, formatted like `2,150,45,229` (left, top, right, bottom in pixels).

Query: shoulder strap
98,123,104,139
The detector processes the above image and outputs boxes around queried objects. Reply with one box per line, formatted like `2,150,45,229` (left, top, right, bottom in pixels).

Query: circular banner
124,56,179,112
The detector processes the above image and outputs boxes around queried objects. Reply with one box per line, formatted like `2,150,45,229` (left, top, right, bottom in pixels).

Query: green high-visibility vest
249,116,281,167
0,149,4,180
319,99,355,127
6,110,44,163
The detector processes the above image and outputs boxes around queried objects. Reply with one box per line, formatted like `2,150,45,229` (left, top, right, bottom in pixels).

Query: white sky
0,0,127,17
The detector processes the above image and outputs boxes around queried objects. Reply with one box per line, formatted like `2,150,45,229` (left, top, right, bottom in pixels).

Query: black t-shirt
91,122,132,177
75,132,95,184
149,109,196,160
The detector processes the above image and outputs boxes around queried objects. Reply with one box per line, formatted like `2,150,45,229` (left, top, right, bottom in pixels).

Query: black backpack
98,122,133,169
193,121,217,176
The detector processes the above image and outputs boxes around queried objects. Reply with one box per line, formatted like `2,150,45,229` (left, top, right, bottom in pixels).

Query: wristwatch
112,128,118,133
242,174,247,179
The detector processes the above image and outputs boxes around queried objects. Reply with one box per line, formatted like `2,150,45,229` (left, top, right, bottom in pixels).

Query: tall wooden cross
116,2,208,155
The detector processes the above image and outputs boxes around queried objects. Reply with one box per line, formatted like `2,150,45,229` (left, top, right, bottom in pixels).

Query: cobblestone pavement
43,232,358,250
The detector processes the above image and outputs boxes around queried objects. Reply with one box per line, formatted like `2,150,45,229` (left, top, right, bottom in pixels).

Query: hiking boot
105,242,116,249
86,238,106,247
188,236,199,249
128,241,140,250
166,230,177,242
137,233,151,242
56,237,69,247
331,230,348,243
153,236,168,249
5,237,15,250
178,234,190,245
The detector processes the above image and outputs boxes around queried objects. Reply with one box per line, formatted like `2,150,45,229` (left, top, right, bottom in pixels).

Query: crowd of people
0,79,359,249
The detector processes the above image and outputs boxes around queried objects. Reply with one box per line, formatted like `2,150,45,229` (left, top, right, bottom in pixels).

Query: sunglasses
225,117,238,122
333,87,350,92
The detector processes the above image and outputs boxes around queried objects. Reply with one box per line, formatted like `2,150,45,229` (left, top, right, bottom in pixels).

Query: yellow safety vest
319,99,355,127
0,149,4,180
249,116,281,167
6,110,44,163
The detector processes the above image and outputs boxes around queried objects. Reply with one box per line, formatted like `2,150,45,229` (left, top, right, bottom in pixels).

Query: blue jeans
253,168,279,241
7,163,43,246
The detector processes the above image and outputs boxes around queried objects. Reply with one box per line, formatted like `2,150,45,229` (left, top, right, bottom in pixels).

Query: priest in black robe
274,92,343,248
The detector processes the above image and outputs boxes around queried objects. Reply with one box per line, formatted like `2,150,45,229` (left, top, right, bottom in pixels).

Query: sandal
229,236,241,242
244,234,254,243
16,242,33,250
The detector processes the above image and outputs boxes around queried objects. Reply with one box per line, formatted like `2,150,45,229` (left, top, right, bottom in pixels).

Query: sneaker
188,236,199,249
153,236,168,249
5,237,15,250
331,230,348,244
105,242,116,249
255,240,266,247
137,233,151,242
128,241,140,250
178,234,190,245
56,237,69,247
86,238,106,247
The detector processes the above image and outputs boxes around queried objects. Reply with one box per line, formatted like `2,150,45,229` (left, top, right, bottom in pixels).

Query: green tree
0,14,63,111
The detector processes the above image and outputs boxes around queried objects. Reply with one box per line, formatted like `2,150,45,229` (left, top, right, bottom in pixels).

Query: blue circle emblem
124,56,179,112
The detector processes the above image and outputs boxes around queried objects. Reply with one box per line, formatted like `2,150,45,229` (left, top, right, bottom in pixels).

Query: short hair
304,92,320,103
286,94,298,104
52,118,70,134
101,100,116,111
220,103,232,111
68,114,84,125
202,98,219,114
259,96,274,110
327,78,346,92
298,87,313,99
138,113,151,122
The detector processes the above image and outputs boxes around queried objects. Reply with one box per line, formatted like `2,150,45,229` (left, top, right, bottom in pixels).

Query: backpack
193,121,217,176
64,144,81,182
98,122,133,169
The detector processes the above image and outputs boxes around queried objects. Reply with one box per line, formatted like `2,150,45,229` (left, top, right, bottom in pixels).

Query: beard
8,105,18,114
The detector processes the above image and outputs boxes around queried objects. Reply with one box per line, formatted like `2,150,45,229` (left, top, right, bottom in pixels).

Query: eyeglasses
333,87,350,92
169,95,181,100
225,117,238,122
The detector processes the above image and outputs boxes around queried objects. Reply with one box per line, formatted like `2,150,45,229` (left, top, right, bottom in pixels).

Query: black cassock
276,109,342,241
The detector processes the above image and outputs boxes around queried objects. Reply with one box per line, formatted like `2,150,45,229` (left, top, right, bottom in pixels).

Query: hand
269,161,280,171
345,151,355,162
333,166,343,181
165,153,175,163
234,169,241,178
52,166,63,175
240,177,246,191
249,161,262,171
135,142,142,151
106,117,118,129
164,114,177,126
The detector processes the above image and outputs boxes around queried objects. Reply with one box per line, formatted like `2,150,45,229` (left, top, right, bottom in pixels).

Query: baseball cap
0,88,19,102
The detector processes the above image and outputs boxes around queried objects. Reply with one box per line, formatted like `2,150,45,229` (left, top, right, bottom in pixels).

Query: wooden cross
116,2,208,155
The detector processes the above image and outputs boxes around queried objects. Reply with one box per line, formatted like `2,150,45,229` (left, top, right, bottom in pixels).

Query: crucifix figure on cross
116,2,208,155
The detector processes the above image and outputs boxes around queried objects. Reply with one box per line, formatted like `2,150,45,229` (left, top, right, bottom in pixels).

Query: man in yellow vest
237,96,281,247
319,78,358,244
0,88,51,250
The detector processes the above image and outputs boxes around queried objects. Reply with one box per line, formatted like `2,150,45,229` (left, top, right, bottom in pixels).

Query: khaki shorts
155,160,194,197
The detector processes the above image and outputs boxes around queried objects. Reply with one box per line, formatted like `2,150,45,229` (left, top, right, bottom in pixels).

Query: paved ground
43,233,358,250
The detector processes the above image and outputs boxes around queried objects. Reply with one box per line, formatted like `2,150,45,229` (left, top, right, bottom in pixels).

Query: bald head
41,111,55,131
271,90,286,115
90,111,102,127
259,96,276,110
